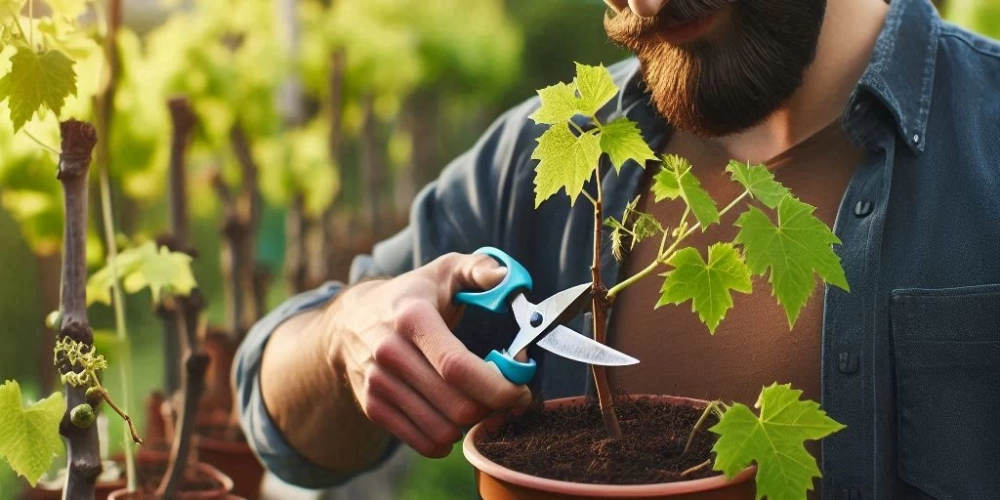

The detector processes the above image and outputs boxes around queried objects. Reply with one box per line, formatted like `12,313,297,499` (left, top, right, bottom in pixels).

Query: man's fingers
376,337,488,426
366,366,462,446
445,252,507,297
363,396,451,459
401,303,531,410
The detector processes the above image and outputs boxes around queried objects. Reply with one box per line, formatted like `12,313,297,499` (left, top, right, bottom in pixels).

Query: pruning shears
454,247,639,385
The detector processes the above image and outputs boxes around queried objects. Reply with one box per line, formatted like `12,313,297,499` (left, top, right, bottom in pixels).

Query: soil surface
134,460,223,494
478,395,720,485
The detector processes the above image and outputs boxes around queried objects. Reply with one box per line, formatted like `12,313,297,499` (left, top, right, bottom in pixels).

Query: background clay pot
464,395,757,500
196,436,264,499
107,462,234,500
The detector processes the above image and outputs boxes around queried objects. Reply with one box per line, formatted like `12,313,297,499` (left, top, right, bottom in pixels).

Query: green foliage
605,196,664,261
946,0,1000,39
530,63,652,207
0,44,76,131
725,161,790,209
735,197,850,326
86,241,197,306
53,337,107,387
531,123,602,207
711,384,845,500
0,381,65,487
600,118,657,172
652,155,720,229
658,244,753,333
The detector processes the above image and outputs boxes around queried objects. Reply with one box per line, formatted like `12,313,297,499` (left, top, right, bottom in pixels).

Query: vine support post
56,120,101,500
590,191,622,440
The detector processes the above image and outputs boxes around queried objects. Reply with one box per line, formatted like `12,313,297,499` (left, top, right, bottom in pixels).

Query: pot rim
463,394,756,498
107,461,234,499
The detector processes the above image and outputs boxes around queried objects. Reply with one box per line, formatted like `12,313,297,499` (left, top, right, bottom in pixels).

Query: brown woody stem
56,120,101,500
590,174,622,439
157,306,210,499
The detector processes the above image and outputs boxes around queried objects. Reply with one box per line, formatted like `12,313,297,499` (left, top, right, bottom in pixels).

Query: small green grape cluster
70,388,105,428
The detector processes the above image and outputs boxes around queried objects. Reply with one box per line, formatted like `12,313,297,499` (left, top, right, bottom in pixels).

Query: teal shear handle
454,247,537,385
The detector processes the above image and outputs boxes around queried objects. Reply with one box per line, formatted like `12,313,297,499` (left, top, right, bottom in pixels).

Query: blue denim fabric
234,0,1000,496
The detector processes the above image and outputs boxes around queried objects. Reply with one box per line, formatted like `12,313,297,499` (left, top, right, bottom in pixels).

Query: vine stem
22,128,61,155
56,120,101,500
589,170,622,440
93,0,138,488
605,189,752,299
684,400,723,454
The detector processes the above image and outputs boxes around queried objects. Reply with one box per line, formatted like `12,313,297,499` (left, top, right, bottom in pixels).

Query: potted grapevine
463,64,847,499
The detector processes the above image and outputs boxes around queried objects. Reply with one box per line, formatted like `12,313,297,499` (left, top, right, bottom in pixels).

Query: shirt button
838,352,860,374
854,200,873,218
913,134,921,144
853,103,863,112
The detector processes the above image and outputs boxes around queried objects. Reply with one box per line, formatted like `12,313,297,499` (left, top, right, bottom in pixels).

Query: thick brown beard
605,0,826,137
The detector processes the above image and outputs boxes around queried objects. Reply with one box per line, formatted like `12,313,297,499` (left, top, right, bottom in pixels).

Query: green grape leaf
532,123,601,207
658,244,752,333
573,63,617,116
0,381,65,486
44,0,89,19
529,82,580,125
735,197,849,326
1,0,26,23
710,383,846,500
86,241,197,306
600,117,656,172
725,161,790,209
652,154,720,229
0,45,77,131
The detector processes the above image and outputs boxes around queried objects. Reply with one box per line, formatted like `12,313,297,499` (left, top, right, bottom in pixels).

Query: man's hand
326,252,533,458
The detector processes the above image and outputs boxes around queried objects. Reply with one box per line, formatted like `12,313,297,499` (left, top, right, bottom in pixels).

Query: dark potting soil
135,460,222,494
477,395,720,485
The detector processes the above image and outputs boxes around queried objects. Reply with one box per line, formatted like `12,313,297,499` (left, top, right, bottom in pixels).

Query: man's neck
712,0,890,163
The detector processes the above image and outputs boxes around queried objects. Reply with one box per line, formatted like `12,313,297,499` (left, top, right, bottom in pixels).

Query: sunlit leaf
658,244,752,333
0,45,77,131
735,196,849,326
711,383,845,500
652,154,719,229
600,117,656,172
86,241,197,306
532,123,601,207
0,381,65,486
725,160,789,209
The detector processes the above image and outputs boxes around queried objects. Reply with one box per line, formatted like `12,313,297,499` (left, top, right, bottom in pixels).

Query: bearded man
235,0,1000,497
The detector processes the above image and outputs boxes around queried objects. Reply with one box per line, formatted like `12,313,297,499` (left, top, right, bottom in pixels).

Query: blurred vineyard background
0,0,996,498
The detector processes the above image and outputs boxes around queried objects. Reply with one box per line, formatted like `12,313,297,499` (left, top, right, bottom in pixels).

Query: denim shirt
234,0,1000,497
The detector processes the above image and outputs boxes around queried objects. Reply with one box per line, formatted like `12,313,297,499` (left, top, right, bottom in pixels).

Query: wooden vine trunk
56,120,101,500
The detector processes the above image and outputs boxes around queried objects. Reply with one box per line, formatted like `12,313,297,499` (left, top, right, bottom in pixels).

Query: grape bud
85,387,104,409
70,404,96,428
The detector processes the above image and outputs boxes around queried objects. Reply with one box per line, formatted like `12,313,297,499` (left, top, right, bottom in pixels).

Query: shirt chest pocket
890,284,1000,500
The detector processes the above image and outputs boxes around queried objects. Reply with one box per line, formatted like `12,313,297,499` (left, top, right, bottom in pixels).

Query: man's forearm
259,281,392,472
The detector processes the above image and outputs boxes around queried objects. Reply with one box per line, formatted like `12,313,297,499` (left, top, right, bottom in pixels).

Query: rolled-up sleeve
232,97,543,488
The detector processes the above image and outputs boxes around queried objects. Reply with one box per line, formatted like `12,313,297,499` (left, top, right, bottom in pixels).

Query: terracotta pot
107,462,234,500
197,436,265,500
464,395,757,499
